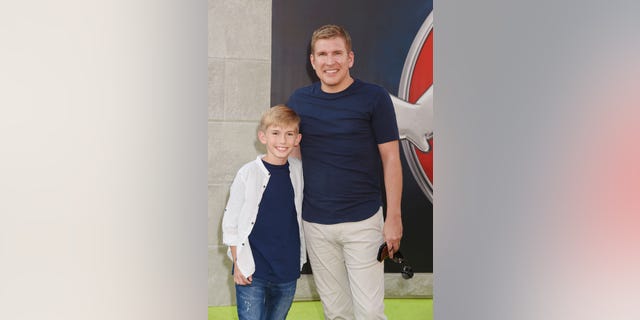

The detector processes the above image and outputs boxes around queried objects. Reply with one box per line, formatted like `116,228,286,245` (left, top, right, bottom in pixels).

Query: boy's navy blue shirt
287,79,399,224
249,160,300,283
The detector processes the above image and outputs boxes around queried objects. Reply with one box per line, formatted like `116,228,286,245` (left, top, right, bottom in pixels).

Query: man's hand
383,212,403,259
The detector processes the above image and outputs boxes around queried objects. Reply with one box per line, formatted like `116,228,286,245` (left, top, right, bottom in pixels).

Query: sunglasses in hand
376,243,414,279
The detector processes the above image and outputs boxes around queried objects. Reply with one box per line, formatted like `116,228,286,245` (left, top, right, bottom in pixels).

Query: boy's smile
258,125,301,165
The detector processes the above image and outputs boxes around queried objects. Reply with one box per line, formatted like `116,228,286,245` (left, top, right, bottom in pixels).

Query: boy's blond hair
310,24,352,53
259,104,300,133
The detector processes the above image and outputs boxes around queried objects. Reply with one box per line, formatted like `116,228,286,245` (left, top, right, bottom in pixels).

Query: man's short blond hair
310,24,352,53
259,104,300,133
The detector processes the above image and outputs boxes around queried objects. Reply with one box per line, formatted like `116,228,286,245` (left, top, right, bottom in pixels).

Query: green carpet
209,299,432,320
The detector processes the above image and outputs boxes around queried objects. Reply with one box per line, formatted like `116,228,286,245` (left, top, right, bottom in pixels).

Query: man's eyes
316,52,344,56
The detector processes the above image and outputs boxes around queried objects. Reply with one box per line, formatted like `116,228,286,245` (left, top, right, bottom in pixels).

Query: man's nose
326,54,335,64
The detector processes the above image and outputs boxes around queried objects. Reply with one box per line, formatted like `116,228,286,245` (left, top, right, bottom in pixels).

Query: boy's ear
295,133,302,146
257,130,267,144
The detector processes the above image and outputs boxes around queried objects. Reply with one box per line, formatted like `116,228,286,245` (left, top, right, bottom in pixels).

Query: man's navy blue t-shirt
287,79,399,224
249,160,300,283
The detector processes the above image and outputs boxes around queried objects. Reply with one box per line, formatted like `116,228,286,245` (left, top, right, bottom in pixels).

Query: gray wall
208,0,432,307
208,0,272,307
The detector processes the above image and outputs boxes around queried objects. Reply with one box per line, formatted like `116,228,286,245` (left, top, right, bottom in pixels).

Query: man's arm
378,140,403,258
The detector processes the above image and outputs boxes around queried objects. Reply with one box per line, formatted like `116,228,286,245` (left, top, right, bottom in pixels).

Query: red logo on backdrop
391,12,434,202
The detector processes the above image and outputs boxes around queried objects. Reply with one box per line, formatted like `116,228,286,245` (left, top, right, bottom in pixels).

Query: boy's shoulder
235,157,263,175
288,156,302,168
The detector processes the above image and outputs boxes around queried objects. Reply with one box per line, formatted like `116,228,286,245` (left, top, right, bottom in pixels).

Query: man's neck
321,76,354,93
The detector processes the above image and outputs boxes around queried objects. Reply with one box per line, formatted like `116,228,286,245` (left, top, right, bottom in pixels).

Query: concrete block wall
208,0,271,307
208,0,432,307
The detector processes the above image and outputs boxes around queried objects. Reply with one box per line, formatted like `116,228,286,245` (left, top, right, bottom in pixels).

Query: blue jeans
235,277,297,320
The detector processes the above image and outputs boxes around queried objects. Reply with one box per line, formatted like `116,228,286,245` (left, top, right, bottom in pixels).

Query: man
287,24,403,320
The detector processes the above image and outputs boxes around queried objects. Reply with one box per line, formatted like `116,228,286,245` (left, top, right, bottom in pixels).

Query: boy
221,105,306,320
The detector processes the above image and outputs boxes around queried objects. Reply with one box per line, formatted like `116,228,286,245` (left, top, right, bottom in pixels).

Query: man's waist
301,200,380,225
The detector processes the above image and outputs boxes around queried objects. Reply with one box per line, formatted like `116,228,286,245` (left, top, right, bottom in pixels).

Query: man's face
310,37,354,93
258,125,301,165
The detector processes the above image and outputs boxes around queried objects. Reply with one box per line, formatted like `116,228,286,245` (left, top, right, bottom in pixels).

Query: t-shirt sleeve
371,89,400,144
286,91,299,111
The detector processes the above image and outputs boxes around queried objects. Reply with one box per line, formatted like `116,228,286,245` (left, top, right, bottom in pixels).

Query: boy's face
258,124,301,165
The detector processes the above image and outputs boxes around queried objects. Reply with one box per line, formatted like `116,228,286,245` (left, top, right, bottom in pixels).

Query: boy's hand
233,261,252,285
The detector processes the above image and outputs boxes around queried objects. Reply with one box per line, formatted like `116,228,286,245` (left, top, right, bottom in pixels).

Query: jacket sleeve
221,169,245,246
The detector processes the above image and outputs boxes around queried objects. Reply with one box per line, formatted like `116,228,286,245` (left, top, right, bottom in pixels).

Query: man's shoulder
352,79,387,94
290,82,319,97
288,83,320,111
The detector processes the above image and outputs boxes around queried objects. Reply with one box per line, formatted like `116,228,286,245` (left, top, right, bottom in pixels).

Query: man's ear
348,51,354,68
310,53,316,70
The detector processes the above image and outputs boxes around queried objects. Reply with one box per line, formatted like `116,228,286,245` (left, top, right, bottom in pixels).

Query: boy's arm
222,169,253,285
229,246,252,285
378,140,403,259
221,171,245,245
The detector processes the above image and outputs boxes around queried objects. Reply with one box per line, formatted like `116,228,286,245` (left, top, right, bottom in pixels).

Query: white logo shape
393,11,434,202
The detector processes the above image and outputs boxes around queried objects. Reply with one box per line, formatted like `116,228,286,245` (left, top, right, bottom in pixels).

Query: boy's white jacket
222,155,306,278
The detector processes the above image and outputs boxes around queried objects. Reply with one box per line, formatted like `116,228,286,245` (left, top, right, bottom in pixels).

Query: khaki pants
303,209,386,320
